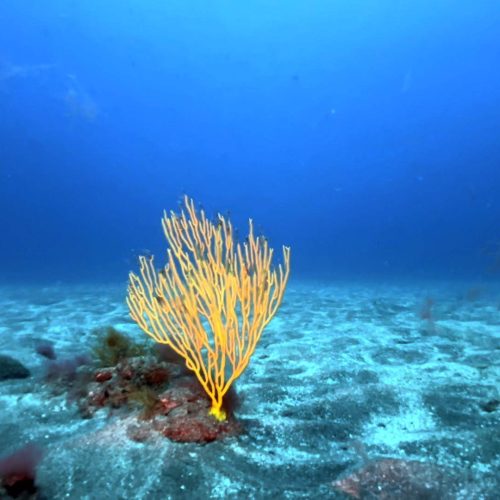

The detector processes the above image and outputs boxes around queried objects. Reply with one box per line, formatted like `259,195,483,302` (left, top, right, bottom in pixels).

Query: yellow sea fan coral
127,196,290,420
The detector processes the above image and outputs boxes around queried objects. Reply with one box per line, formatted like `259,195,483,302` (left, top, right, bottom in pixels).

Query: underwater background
1,0,499,283
0,1,499,499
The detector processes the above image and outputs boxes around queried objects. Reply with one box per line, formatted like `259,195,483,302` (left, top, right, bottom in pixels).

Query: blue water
1,1,499,284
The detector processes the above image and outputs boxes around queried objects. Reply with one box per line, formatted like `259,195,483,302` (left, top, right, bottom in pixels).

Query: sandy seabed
0,280,498,499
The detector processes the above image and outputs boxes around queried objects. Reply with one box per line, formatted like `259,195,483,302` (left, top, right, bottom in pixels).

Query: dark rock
480,399,499,413
0,355,31,381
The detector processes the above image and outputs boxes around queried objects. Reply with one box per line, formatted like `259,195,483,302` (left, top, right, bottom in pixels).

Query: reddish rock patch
333,458,452,498
0,444,43,499
95,370,113,383
152,379,242,443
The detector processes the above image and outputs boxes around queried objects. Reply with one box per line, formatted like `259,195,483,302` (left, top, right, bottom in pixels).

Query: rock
480,399,499,413
76,355,244,443
333,458,455,499
0,355,31,381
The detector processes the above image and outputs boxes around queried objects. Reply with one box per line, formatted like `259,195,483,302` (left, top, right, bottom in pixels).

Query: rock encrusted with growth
76,355,242,443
